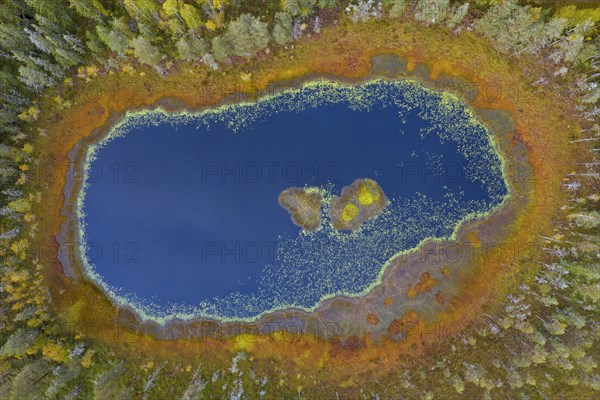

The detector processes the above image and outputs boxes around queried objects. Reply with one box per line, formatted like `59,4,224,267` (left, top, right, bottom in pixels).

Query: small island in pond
278,187,323,231
330,178,387,231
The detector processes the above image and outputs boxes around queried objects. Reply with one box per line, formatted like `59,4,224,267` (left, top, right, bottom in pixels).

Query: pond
78,79,508,322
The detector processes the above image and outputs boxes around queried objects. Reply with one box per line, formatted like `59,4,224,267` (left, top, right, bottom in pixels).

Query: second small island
329,178,387,231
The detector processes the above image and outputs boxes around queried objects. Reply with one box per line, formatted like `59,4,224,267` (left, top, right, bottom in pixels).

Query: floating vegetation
77,79,509,323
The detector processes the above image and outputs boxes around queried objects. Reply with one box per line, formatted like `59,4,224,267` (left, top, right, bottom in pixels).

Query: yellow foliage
16,174,27,186
42,342,68,363
81,349,95,368
557,5,600,26
205,19,217,31
22,143,34,154
122,64,135,75
342,203,359,221
162,0,178,16
8,198,31,213
211,12,224,29
233,334,258,351
11,239,28,260
211,0,227,9
17,106,40,122
85,66,98,77
528,7,541,21
180,4,202,30
517,322,534,335
356,184,378,206
8,271,27,285
27,318,42,328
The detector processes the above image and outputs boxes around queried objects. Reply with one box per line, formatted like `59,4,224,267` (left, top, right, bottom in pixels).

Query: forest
0,0,599,398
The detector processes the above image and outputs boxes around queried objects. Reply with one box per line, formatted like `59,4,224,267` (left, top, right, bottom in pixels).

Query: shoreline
55,63,518,333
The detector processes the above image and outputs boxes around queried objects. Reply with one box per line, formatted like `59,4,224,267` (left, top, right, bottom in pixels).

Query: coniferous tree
474,0,540,52
7,359,52,400
28,16,84,69
0,23,36,59
272,12,293,45
130,35,162,67
446,3,469,30
317,0,338,8
283,0,316,18
179,3,203,31
84,29,108,61
67,0,108,20
227,13,269,58
96,18,132,56
388,0,407,18
210,33,233,62
414,0,450,25
0,329,38,358
17,63,56,92
175,34,207,62
282,0,301,17
123,0,160,23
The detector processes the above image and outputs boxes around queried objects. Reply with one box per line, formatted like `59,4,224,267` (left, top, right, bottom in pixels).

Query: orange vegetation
407,272,439,299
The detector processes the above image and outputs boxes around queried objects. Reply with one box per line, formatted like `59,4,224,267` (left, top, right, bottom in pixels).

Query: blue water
80,80,507,320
